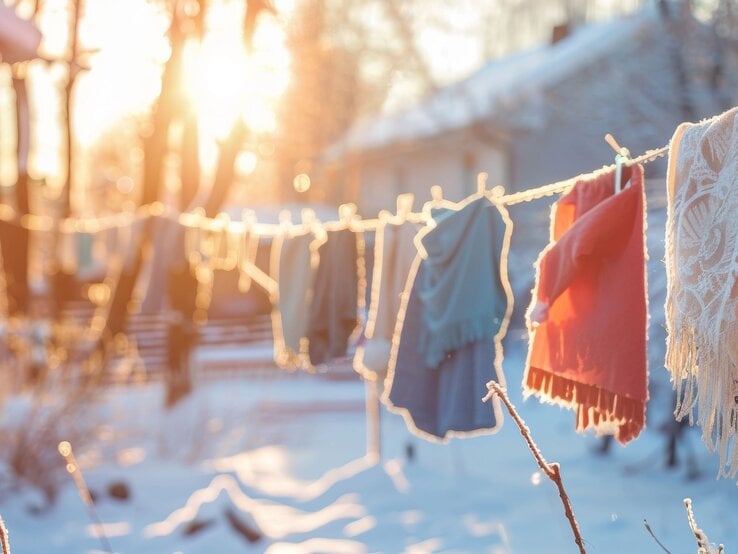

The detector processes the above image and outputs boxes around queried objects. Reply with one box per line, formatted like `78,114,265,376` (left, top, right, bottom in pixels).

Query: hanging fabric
306,227,365,366
0,220,30,317
270,227,325,370
523,165,648,445
140,216,182,314
665,107,738,477
58,225,79,276
383,195,513,441
0,2,42,63
354,218,420,380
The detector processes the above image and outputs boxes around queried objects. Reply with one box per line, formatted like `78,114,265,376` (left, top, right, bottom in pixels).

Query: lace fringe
666,317,738,478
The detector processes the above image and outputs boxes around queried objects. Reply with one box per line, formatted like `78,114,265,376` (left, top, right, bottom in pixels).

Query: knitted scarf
666,107,738,478
524,165,648,444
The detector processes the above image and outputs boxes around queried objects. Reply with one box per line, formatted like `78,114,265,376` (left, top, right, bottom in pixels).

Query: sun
22,0,292,188
182,1,292,141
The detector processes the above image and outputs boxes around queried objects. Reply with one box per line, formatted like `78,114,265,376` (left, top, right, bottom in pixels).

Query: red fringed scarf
523,165,648,444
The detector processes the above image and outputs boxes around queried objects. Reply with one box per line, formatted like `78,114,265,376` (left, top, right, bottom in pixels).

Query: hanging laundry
306,228,365,366
0,2,42,63
237,231,276,298
58,227,78,275
665,107,738,478
354,219,420,380
140,216,182,314
270,228,324,370
0,220,30,317
524,165,648,445
77,231,96,278
384,196,513,440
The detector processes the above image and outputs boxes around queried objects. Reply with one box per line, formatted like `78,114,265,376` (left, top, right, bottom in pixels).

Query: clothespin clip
303,208,327,242
301,207,316,227
430,185,444,203
477,172,489,195
241,208,256,228
395,193,414,223
489,185,505,199
422,185,443,219
338,203,357,226
278,209,293,226
605,133,631,194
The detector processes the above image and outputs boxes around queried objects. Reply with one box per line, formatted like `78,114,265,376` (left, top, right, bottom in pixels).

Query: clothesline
496,143,670,206
0,142,671,234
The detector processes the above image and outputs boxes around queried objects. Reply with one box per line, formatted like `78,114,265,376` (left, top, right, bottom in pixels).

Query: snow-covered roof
330,7,659,156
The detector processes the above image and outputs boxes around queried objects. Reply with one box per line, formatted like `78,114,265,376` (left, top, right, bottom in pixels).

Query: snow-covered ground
2,180,736,553
2,368,734,554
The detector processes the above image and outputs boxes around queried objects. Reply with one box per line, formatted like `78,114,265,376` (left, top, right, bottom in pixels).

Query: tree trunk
97,30,189,384
0,77,31,319
51,0,83,319
164,118,246,406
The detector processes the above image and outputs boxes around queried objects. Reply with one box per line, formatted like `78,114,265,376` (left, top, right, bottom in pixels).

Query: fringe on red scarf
525,365,645,444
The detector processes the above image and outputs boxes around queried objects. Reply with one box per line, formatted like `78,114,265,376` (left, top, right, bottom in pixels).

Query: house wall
354,133,508,217
507,18,728,190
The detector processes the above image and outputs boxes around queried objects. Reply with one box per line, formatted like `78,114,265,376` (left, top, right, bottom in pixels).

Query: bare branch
58,441,113,553
684,498,724,553
643,519,672,553
0,516,10,554
484,381,586,554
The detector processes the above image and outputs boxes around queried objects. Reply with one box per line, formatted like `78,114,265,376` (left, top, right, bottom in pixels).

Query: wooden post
365,378,381,460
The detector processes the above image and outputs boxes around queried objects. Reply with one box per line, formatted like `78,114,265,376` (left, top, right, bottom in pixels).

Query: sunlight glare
25,0,291,187
293,173,311,193
185,2,291,139
236,151,258,176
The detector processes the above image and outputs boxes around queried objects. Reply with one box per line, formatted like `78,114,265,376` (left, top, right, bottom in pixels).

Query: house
322,3,735,217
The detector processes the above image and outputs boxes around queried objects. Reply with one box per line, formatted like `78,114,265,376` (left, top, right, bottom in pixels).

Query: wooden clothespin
477,172,489,195
430,185,444,203
241,208,257,228
395,193,414,223
605,133,631,194
278,209,293,226
301,207,316,227
489,184,505,199
338,203,358,225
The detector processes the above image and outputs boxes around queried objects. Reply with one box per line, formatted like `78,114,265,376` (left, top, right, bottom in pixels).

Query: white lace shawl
666,107,738,478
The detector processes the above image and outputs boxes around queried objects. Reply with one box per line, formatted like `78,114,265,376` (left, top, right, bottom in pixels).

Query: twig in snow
0,516,11,554
58,441,113,553
484,380,586,554
643,519,671,553
684,498,724,553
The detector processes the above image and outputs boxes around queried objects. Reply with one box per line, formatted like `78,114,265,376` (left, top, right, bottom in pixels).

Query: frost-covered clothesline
5,110,736,481
0,140,670,234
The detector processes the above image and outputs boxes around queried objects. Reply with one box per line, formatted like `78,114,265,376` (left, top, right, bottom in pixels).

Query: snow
2,369,735,554
2,180,736,553
328,7,658,157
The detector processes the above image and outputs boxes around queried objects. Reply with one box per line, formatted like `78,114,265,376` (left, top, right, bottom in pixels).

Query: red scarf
524,165,648,444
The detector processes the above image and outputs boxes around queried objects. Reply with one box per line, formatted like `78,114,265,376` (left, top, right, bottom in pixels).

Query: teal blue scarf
418,196,511,368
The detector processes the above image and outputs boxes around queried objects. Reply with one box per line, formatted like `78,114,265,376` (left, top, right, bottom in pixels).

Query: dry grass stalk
684,498,724,553
0,516,10,554
643,518,671,553
484,380,586,554
58,441,113,553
